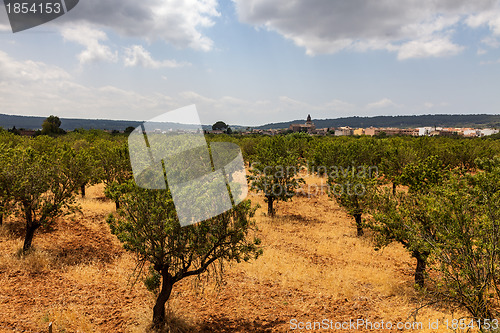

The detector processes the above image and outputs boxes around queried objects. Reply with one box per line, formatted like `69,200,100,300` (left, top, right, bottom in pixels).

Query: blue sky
1,0,500,126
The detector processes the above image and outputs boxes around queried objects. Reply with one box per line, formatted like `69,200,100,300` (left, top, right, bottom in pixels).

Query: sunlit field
1,176,467,332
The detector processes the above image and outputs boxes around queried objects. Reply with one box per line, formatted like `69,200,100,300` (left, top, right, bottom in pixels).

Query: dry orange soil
0,176,465,332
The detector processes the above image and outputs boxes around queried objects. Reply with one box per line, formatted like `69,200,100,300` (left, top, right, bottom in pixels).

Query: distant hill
0,114,142,131
256,114,500,130
0,113,248,132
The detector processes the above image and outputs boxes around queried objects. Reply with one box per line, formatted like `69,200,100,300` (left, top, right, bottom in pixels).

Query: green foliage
248,136,304,216
93,139,132,207
417,166,500,321
308,136,382,171
107,180,262,325
212,121,228,132
107,181,262,271
41,115,66,136
399,155,448,192
144,265,162,292
368,159,500,319
379,137,417,191
327,164,379,236
0,136,82,252
124,126,135,134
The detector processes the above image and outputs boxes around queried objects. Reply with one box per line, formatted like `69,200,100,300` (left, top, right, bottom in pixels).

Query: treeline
0,113,141,131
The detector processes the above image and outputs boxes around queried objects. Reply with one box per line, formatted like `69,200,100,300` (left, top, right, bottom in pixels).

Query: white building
417,127,433,136
479,128,499,137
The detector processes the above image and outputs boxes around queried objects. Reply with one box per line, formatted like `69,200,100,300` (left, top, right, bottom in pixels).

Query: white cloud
1,50,459,126
466,8,500,35
0,51,70,82
57,0,220,51
397,37,464,60
233,0,499,59
61,25,118,64
481,36,500,48
366,98,402,109
123,45,190,68
0,51,364,124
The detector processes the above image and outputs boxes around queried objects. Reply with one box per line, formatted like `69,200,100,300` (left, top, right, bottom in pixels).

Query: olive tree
107,181,262,327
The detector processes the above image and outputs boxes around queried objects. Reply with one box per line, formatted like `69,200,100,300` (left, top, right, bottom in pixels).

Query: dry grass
0,177,471,332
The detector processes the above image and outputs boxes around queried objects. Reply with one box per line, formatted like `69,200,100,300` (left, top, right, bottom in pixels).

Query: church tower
306,114,312,125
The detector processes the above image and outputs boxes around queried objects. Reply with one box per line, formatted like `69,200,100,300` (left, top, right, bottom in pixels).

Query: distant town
1,113,499,138
206,114,500,137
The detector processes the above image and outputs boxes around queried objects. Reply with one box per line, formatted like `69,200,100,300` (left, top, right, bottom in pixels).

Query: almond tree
379,137,417,194
248,136,304,216
425,158,500,321
367,155,450,287
107,180,262,328
327,165,379,236
93,139,132,209
6,137,81,252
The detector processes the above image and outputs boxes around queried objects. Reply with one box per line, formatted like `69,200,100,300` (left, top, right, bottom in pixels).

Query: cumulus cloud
233,0,500,59
481,36,500,48
58,0,220,51
123,45,190,68
1,49,452,126
397,37,464,60
0,51,70,82
466,8,500,34
61,25,118,64
0,49,366,124
366,98,402,110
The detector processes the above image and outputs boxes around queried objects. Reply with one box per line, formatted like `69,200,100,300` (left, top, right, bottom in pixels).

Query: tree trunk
115,200,120,210
413,251,428,288
354,213,363,236
80,183,86,198
267,196,274,217
23,222,40,253
0,202,4,226
152,272,174,328
392,182,397,195
22,202,41,253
